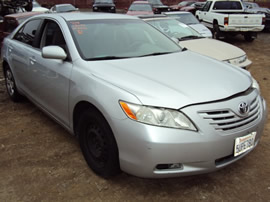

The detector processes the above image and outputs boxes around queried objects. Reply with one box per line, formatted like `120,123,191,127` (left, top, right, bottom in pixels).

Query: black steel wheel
77,107,120,178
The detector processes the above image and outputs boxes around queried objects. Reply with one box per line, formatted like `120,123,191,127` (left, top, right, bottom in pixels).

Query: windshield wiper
178,35,203,41
87,56,130,61
138,52,173,57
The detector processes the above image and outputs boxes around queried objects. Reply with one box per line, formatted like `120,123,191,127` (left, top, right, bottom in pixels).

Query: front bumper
112,91,267,178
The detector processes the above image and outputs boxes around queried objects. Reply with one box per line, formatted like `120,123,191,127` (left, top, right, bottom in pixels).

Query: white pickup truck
196,0,265,41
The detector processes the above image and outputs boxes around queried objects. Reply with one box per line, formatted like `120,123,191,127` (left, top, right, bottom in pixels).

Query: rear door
8,19,42,93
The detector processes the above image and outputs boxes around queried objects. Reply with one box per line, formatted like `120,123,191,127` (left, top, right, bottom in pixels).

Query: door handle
29,57,36,65
8,46,13,52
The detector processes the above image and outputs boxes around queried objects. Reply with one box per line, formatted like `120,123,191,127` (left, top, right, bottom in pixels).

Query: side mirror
42,46,67,60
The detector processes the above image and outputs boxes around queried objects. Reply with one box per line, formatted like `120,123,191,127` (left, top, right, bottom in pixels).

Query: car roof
5,12,43,19
55,4,74,7
41,12,138,21
132,1,151,4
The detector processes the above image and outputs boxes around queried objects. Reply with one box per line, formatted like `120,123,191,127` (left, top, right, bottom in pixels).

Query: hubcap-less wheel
78,108,120,178
86,125,108,168
6,69,15,96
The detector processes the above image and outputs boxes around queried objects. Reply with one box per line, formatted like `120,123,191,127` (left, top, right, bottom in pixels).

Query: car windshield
146,18,202,40
33,1,41,7
165,13,199,25
95,0,113,3
129,4,152,11
57,4,76,12
147,0,163,6
68,19,181,60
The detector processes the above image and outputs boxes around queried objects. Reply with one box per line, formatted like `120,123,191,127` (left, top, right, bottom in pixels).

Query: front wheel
77,107,120,178
4,65,23,102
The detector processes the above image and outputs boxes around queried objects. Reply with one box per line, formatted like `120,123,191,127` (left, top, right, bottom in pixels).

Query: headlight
252,77,260,92
111,7,115,9
119,101,197,131
93,7,97,10
225,55,247,65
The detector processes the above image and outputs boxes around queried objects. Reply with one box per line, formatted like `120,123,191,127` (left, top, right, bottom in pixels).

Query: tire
213,23,221,40
77,107,120,178
244,34,254,42
4,65,23,102
24,0,33,11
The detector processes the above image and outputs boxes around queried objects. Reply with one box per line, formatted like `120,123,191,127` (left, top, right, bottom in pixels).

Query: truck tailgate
228,14,264,26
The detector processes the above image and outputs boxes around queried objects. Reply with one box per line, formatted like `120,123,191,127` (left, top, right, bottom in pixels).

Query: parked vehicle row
2,12,267,179
141,15,251,69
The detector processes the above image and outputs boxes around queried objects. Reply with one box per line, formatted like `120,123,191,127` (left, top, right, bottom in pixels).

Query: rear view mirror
42,45,67,60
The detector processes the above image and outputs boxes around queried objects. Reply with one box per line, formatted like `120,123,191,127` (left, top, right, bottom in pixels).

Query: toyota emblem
238,102,249,115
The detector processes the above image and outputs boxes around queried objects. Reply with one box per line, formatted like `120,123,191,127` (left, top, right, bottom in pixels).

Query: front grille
199,97,260,131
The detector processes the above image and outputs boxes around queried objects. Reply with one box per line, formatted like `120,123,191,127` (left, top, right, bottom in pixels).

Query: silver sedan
2,13,267,178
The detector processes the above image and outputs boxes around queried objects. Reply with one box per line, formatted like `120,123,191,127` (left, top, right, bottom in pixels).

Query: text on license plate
234,132,256,157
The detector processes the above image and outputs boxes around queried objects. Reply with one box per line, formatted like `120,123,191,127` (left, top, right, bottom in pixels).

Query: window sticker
71,21,87,35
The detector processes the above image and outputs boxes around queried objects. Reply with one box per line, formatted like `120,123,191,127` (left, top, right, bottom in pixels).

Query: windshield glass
147,0,163,6
95,0,113,3
129,4,152,11
57,4,76,12
213,1,242,10
33,1,41,7
165,13,199,25
146,19,201,40
68,19,181,60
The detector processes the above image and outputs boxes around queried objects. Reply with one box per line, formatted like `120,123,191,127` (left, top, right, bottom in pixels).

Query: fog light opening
156,163,183,170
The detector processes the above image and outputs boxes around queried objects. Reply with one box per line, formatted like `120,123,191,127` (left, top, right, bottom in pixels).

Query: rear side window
213,1,242,10
14,19,41,46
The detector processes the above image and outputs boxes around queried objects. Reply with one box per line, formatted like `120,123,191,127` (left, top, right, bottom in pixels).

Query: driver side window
41,21,67,52
202,1,212,11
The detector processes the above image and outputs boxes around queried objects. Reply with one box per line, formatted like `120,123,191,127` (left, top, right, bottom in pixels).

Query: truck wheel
24,0,33,11
77,107,121,178
244,33,255,42
213,23,221,40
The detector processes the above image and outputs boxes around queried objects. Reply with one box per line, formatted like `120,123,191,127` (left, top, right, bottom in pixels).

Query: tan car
143,16,251,69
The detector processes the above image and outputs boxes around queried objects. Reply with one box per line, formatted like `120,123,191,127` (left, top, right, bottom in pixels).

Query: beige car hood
179,38,246,61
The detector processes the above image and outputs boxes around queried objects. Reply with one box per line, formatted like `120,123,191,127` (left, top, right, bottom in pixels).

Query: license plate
234,132,256,157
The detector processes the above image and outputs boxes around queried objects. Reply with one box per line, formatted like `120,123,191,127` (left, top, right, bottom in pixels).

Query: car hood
88,51,251,109
189,24,212,37
179,38,246,61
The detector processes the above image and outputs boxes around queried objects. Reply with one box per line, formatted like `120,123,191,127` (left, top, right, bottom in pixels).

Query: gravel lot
0,32,269,201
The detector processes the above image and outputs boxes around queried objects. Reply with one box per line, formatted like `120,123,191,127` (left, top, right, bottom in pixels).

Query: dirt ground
0,32,269,201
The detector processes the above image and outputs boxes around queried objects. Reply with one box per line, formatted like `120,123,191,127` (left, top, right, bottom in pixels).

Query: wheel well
73,101,102,136
2,60,9,77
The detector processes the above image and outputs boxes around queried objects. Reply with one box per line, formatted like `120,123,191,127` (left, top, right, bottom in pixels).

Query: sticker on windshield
70,21,87,35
